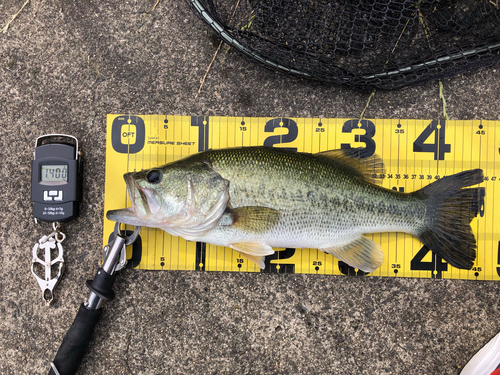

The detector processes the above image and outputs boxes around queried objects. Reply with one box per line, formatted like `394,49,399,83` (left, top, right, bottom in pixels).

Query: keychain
31,222,66,306
30,134,83,306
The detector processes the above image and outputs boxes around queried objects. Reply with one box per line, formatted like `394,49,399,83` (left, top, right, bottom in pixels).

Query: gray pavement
1,1,500,374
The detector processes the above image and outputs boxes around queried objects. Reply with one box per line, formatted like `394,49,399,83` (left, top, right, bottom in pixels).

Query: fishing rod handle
47,224,139,374
47,248,120,375
48,303,102,375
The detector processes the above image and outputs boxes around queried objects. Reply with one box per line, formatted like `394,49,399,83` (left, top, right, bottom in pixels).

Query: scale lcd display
41,165,68,182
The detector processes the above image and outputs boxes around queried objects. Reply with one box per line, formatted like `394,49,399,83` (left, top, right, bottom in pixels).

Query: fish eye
146,170,162,184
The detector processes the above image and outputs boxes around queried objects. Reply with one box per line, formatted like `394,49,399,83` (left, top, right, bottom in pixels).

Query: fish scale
200,148,423,245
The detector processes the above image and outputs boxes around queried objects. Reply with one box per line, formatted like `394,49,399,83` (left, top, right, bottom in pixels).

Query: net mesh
187,0,500,90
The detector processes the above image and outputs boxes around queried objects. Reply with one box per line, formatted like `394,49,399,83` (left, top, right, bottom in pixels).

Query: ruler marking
169,119,173,269
152,117,156,270
319,117,322,151
493,121,497,280
476,120,481,278
453,120,458,273
397,120,400,178
436,120,440,171
236,117,240,270
490,122,500,279
478,121,484,279
125,115,131,211
395,120,400,270
461,121,465,279
180,117,185,270
155,116,160,269
406,119,410,277
472,121,477,273
164,116,168,270
393,120,399,266
333,118,337,149
241,116,244,146
303,117,306,155
476,120,482,279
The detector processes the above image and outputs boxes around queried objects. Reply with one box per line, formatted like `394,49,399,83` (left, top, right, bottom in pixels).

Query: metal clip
31,222,66,306
102,222,141,273
85,222,141,310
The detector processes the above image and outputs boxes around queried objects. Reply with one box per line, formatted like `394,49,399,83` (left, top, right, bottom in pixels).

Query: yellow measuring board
103,115,500,280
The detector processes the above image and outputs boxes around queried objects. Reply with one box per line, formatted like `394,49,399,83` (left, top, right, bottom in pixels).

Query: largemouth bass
107,147,483,272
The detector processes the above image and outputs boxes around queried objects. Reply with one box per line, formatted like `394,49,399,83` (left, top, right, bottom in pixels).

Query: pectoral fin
229,206,280,234
320,236,384,273
229,242,275,269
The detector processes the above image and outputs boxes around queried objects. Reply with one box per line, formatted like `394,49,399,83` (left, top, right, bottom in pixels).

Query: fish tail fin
414,169,484,269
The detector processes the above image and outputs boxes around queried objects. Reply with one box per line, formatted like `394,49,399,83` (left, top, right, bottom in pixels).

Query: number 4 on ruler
410,246,448,279
413,120,451,160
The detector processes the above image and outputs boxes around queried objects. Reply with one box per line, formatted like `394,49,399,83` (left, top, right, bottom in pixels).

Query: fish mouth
105,173,144,225
125,173,161,216
106,173,160,226
125,173,140,213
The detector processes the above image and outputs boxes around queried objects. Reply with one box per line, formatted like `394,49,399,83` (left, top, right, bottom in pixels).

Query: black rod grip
48,303,102,375
86,268,116,301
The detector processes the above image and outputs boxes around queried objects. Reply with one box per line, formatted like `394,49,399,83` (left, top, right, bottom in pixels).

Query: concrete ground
1,1,500,374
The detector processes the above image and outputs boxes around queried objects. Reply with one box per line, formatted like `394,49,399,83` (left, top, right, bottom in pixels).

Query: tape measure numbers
104,115,499,280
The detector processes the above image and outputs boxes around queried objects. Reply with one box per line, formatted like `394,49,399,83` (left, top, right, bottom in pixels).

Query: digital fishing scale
31,134,83,222
30,134,83,306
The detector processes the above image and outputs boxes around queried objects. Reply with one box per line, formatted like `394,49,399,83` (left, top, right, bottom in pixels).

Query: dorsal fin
315,148,385,184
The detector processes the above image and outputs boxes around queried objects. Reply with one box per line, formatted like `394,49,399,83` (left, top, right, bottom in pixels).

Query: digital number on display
41,165,68,182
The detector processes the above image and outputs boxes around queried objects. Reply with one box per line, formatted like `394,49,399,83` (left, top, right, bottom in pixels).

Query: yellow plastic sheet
104,115,499,280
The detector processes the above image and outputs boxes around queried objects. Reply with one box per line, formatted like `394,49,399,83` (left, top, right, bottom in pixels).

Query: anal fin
320,236,384,273
230,242,275,269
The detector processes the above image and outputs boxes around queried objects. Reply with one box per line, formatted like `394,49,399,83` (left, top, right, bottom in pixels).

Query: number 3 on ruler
340,119,376,158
